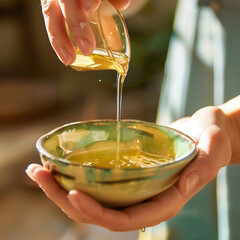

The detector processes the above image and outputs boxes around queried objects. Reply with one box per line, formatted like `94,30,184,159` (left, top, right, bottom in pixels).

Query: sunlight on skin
26,97,240,232
40,0,131,65
34,0,240,230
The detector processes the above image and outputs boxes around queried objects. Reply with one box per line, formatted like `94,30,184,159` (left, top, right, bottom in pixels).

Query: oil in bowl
36,120,197,208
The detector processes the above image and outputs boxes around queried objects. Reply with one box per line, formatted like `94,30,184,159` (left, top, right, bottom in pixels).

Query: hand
40,0,131,65
26,106,235,231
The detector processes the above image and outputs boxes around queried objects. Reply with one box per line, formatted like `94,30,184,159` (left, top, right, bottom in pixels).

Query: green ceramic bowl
36,120,197,208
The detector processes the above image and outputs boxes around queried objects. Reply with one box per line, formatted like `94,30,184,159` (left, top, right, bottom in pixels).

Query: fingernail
185,171,200,195
76,38,94,55
82,0,98,11
58,47,75,65
68,190,81,210
25,165,37,181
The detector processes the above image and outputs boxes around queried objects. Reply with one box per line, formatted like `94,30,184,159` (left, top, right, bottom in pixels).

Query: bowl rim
36,119,198,171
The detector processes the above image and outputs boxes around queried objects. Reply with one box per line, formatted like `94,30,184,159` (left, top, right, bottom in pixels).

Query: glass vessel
67,0,131,75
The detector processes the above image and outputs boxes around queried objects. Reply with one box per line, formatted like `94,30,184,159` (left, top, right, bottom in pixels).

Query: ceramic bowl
36,120,197,208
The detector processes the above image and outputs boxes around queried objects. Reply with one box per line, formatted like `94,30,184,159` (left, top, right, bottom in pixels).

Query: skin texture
26,96,240,231
40,0,131,65
35,0,240,232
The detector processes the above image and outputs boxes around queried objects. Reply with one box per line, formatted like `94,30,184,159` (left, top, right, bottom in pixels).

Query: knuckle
208,127,229,171
208,162,219,180
48,33,58,45
41,0,55,17
168,209,179,220
68,21,80,30
58,0,68,5
68,21,85,34
47,32,63,50
47,184,64,201
67,18,89,35
47,34,58,49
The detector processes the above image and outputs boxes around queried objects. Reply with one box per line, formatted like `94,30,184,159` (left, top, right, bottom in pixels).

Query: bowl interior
37,120,197,207
37,120,196,169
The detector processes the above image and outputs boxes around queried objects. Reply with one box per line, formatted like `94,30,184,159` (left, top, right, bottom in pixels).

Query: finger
81,0,101,12
34,166,73,209
68,186,187,231
58,0,96,55
180,106,225,142
168,117,193,140
41,0,76,65
27,164,74,210
68,190,131,230
27,164,90,223
25,163,43,182
178,125,231,196
108,0,131,10
168,117,190,129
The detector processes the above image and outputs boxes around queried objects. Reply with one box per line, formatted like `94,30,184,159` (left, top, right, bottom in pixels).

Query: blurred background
0,0,176,239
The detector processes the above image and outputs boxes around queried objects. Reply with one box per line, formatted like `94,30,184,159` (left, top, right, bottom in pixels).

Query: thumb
178,125,231,196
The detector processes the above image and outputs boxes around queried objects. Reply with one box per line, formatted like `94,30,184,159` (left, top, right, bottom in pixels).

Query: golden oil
66,142,175,169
